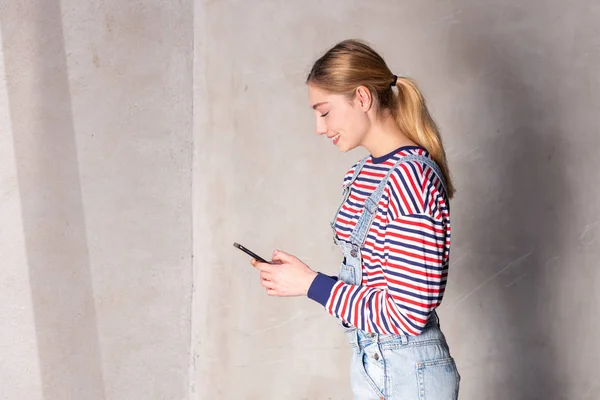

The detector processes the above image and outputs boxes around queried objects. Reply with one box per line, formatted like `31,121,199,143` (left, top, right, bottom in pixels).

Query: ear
354,86,372,112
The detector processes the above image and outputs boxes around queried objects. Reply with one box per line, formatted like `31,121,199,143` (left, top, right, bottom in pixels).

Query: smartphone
233,242,272,264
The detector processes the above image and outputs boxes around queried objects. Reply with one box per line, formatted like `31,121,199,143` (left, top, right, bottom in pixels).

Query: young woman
251,39,460,399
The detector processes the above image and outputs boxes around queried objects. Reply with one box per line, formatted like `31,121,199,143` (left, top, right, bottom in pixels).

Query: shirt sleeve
307,212,448,336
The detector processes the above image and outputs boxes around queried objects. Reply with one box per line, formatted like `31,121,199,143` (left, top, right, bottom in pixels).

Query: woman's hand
251,250,318,297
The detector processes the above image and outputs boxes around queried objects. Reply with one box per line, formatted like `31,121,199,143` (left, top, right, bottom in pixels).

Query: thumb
272,249,294,263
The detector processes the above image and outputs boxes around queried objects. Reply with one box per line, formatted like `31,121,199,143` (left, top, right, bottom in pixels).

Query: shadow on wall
457,23,568,399
0,1,106,399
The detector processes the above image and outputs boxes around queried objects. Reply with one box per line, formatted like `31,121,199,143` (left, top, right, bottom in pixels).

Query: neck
361,113,416,158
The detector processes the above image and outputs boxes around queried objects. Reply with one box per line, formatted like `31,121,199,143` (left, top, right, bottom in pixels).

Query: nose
315,117,328,136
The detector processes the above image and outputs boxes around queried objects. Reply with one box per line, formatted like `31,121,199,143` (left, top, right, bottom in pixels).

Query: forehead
308,84,346,108
308,84,328,104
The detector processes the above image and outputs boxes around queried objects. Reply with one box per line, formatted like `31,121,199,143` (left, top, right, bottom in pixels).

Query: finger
253,260,275,272
266,288,281,297
259,270,272,280
260,277,272,288
271,249,294,263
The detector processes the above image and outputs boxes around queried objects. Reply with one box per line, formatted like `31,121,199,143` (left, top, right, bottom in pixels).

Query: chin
338,142,356,153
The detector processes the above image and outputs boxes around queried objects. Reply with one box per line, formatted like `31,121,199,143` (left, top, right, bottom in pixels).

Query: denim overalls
331,154,460,400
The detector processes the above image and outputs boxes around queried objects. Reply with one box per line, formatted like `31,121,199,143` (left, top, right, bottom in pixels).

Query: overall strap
344,156,370,191
395,154,447,196
330,155,370,230
347,154,446,256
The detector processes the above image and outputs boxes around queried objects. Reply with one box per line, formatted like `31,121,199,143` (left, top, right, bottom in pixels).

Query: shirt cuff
307,272,337,307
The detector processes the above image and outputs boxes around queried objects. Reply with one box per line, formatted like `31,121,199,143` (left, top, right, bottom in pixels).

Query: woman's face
307,83,370,153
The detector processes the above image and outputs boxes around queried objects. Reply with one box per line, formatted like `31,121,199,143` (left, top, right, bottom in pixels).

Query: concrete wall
194,1,600,399
1,1,599,399
0,1,193,399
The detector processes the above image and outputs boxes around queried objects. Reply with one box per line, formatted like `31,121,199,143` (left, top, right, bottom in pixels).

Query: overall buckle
350,243,359,257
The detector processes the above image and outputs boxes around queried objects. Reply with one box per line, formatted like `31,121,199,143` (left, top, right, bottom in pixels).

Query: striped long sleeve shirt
307,146,451,336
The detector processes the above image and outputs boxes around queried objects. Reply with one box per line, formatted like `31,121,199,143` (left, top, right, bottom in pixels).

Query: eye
321,111,329,117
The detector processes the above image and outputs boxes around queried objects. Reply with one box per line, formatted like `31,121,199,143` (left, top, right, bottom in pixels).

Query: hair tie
391,74,398,87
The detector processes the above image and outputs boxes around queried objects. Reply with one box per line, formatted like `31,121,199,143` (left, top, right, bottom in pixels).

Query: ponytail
393,77,455,199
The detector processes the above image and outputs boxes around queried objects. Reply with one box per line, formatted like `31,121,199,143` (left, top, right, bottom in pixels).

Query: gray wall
1,1,193,399
2,1,599,399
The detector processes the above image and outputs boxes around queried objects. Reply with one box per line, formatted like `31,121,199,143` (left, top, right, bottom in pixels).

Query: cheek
334,108,356,134
342,112,366,139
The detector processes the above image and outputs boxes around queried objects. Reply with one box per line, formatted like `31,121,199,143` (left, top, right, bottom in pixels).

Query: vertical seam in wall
188,0,195,397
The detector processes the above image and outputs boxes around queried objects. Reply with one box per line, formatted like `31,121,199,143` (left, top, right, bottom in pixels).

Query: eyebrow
311,101,328,110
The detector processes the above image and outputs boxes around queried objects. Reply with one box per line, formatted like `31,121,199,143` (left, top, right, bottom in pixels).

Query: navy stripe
423,187,431,214
385,238,444,258
387,285,441,302
401,213,444,225
348,288,360,321
360,239,444,265
394,168,421,213
352,188,374,198
386,225,441,242
365,164,394,173
380,299,393,333
395,303,433,319
365,232,445,252
334,224,353,234
388,181,404,217
398,311,425,331
338,210,359,221
367,292,376,332
358,295,366,329
333,285,349,316
346,198,367,209
356,177,383,186
366,229,445,247
386,254,444,271
406,161,424,194
361,240,444,262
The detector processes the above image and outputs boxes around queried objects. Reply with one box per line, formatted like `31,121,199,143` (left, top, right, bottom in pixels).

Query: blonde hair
306,39,455,199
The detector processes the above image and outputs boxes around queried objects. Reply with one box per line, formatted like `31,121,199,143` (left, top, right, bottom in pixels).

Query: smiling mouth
331,134,340,145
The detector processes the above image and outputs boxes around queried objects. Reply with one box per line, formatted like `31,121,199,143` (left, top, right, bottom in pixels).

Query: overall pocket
415,357,460,400
338,263,356,285
349,342,385,399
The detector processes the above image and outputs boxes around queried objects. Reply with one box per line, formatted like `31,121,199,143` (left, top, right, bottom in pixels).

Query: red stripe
387,277,442,294
385,304,401,334
393,309,418,335
388,189,400,218
387,301,405,332
374,291,381,328
341,203,361,215
361,170,387,179
389,173,414,214
353,289,367,326
361,253,443,279
339,286,352,320
368,232,443,251
400,163,424,210
386,231,442,249
353,182,378,191
328,283,344,314
389,293,440,309
395,217,445,235
365,240,443,265
406,313,428,325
